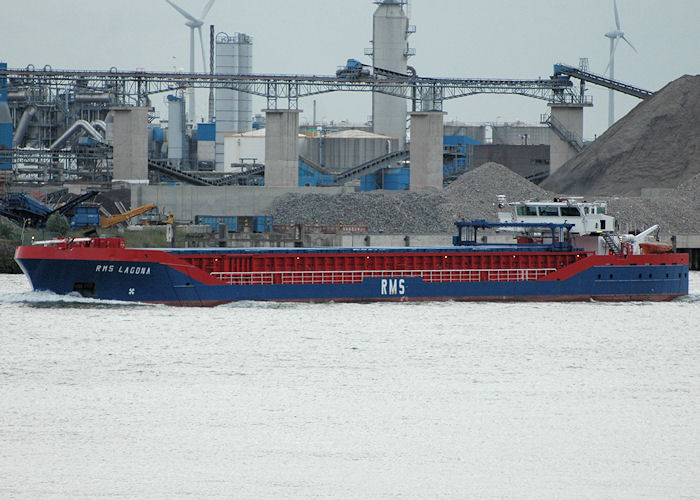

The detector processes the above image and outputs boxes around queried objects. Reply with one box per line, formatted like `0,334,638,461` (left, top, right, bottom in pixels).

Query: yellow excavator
99,203,156,228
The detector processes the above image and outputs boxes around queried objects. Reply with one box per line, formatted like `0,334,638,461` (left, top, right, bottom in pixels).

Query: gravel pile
271,191,454,233
604,172,700,234
542,74,700,196
271,160,700,235
271,163,553,233
443,162,551,222
275,74,700,235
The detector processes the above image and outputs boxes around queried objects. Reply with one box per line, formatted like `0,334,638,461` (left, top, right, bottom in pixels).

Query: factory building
0,0,601,218
196,123,215,168
223,129,269,171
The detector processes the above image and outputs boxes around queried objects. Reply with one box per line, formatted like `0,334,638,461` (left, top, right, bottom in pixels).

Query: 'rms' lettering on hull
381,278,405,296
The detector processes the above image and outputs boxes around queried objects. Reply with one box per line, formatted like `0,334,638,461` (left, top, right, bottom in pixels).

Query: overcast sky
2,0,698,139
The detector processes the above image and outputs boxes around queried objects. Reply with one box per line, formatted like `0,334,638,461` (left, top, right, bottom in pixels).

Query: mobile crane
99,203,156,228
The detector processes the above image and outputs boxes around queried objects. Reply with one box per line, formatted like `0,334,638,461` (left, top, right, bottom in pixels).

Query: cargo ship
14,213,689,306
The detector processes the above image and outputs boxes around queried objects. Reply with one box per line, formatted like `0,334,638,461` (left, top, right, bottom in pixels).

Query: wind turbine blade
613,0,621,30
200,0,215,19
613,36,621,56
197,26,207,74
603,58,612,76
622,35,638,53
165,0,198,23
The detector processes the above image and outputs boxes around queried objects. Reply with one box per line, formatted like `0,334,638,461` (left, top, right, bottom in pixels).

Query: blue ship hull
16,255,689,306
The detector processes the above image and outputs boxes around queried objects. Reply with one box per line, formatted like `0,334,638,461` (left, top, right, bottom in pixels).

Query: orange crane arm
100,203,157,228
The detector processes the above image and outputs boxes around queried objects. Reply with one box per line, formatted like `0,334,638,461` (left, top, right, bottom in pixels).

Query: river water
1,272,699,498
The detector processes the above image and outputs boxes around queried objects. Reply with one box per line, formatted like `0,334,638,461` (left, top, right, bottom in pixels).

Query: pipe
74,93,111,103
7,91,28,101
49,120,106,151
13,106,36,146
91,120,107,135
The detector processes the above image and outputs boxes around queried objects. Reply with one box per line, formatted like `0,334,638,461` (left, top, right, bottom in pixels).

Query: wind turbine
604,0,637,127
166,0,215,122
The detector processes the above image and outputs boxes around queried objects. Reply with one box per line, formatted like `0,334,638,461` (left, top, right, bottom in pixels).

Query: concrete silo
370,1,411,148
215,32,253,171
236,36,253,132
167,94,185,166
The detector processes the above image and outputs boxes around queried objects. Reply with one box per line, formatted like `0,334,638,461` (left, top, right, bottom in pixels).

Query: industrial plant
2,0,697,263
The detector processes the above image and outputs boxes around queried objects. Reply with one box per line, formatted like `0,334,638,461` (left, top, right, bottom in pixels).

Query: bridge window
560,206,581,217
597,207,607,214
538,206,559,216
516,206,537,216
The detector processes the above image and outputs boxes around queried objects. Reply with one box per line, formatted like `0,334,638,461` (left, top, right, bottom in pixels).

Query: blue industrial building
298,160,335,187
0,62,13,171
197,123,216,142
361,168,410,191
443,135,483,180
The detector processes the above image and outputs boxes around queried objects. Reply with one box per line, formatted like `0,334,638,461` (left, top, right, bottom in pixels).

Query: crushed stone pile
272,190,454,234
443,162,551,222
271,161,700,235
542,74,700,196
271,163,552,234
603,172,700,234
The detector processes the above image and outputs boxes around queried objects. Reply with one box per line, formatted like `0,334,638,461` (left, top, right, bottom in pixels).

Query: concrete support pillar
264,109,300,187
112,106,148,184
548,103,584,174
409,111,445,191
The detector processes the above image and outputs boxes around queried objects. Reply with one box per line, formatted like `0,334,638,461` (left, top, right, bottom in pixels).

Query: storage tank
492,122,550,145
371,1,411,148
215,32,253,171
167,94,185,164
444,121,487,143
236,35,253,132
360,167,409,191
381,167,410,190
300,130,399,171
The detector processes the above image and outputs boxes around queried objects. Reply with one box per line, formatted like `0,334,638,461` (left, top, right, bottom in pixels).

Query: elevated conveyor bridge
332,150,410,185
1,66,589,111
553,63,654,99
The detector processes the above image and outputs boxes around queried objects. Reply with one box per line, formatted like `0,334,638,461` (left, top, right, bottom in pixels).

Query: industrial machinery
0,190,99,228
336,59,371,79
99,203,156,228
141,211,175,226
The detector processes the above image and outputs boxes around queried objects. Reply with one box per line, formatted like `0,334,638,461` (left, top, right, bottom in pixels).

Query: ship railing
210,268,557,285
